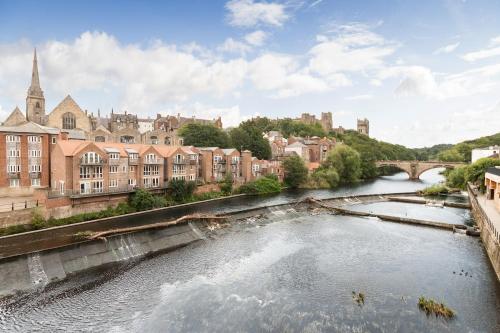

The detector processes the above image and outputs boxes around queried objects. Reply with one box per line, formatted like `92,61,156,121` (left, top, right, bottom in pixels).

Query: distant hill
433,132,500,162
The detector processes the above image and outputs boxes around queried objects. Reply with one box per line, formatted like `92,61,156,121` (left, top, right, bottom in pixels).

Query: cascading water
27,253,49,288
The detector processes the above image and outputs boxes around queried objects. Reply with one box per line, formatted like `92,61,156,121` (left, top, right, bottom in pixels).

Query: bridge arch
375,160,465,180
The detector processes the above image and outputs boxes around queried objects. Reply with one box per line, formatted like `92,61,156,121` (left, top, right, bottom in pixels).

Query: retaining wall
468,184,500,280
0,222,204,298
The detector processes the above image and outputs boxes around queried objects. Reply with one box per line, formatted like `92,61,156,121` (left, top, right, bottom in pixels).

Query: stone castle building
295,112,333,132
357,118,370,136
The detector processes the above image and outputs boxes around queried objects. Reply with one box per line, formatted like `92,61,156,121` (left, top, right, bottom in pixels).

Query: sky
1,0,500,148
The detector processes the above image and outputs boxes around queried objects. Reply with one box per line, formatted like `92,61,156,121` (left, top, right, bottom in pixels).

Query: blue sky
1,0,500,147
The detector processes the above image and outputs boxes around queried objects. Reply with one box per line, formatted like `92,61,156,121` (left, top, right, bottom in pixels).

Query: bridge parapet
375,160,466,180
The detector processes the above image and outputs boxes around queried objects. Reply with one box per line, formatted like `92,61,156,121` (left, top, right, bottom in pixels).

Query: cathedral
2,49,222,144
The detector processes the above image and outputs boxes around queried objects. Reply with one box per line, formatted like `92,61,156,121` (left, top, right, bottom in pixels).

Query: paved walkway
476,194,500,244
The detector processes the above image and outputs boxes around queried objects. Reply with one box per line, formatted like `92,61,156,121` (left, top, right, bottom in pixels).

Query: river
1,169,499,332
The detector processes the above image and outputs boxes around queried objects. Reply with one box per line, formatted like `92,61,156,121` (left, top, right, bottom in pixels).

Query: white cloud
345,94,373,101
217,38,252,55
308,0,324,8
248,53,336,98
489,35,500,47
462,46,500,62
225,0,289,28
377,63,500,100
433,42,460,54
308,23,397,76
244,30,268,46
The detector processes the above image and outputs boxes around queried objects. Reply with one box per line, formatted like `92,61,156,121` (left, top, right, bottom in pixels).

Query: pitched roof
3,107,27,126
0,121,60,134
286,142,307,148
222,148,238,155
51,95,85,115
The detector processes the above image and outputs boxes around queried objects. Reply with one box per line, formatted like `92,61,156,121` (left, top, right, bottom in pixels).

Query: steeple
28,49,44,97
26,48,46,124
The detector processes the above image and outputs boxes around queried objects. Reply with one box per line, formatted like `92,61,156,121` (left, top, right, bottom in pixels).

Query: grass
418,296,455,319
421,184,450,196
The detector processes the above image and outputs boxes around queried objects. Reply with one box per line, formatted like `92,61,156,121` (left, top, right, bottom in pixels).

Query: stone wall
468,184,500,280
0,208,35,228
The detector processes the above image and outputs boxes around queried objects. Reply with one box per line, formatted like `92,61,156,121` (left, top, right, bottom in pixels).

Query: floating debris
418,296,455,319
352,291,365,306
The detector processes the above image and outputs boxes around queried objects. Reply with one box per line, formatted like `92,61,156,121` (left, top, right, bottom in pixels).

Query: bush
219,173,233,195
169,179,197,202
31,210,46,230
322,145,362,185
129,188,166,211
421,184,449,196
311,168,340,189
238,176,282,195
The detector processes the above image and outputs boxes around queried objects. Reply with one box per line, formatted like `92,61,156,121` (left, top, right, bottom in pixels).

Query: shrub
219,173,233,195
31,209,46,230
418,296,455,319
238,176,282,195
312,168,340,189
129,189,166,211
421,184,449,196
169,179,197,202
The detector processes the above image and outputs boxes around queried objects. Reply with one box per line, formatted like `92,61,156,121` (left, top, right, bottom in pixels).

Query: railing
173,158,185,165
143,158,164,164
29,172,41,179
468,183,500,245
80,157,106,165
128,158,139,165
47,185,141,198
8,172,20,179
0,199,43,213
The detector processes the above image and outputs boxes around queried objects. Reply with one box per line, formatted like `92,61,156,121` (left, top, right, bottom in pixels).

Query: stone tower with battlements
26,49,46,125
357,118,369,136
321,112,333,132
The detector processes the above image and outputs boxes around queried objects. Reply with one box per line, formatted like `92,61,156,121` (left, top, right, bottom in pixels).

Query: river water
1,170,499,332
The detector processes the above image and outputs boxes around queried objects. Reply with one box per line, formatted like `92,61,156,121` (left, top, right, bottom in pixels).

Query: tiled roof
0,121,60,135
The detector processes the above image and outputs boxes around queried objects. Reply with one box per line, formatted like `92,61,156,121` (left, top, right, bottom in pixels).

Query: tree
129,189,166,211
438,149,463,162
283,155,308,188
322,145,362,185
229,126,271,160
179,123,231,148
446,166,466,189
238,175,282,194
312,168,339,188
169,179,197,202
464,158,500,191
219,172,233,195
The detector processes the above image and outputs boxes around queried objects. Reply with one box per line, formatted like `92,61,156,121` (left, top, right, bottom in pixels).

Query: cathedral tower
26,49,46,124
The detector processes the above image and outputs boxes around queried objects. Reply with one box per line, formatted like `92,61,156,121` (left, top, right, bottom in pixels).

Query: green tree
130,189,166,211
446,166,467,189
437,149,463,162
312,168,339,188
219,172,233,195
322,145,362,185
238,175,282,194
169,179,197,202
229,126,271,160
179,123,231,148
283,155,308,188
464,158,500,191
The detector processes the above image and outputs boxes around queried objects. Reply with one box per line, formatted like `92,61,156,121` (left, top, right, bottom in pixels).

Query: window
150,136,158,145
252,164,260,172
62,112,76,129
122,166,127,173
92,180,103,193
214,155,222,163
164,137,171,145
92,166,103,178
128,153,138,160
7,165,20,173
174,154,183,164
145,153,157,163
109,165,118,173
143,165,159,176
120,135,135,143
81,152,103,164
189,174,195,181
109,153,120,160
232,156,239,164
28,136,41,143
129,166,135,172
8,150,20,157
95,136,106,142
9,179,20,187
80,166,91,179
173,164,185,174
152,177,159,187
29,150,41,158
6,135,20,143
109,179,118,188
179,139,184,145
31,178,41,187
51,137,56,144
128,179,136,186
80,181,90,194
30,164,41,172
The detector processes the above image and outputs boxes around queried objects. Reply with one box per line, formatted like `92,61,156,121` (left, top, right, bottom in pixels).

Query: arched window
62,112,76,129
95,136,106,142
35,102,40,108
120,135,135,144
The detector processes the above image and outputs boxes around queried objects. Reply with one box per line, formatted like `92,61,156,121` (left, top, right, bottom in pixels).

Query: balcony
173,158,185,165
80,157,105,165
29,172,41,179
143,157,164,164
189,159,198,165
8,172,20,179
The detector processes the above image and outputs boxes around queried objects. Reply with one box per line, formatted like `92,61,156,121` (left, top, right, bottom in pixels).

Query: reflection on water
1,169,499,332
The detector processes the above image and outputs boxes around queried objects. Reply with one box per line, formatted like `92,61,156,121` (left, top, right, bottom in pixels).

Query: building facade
357,118,370,136
472,146,500,163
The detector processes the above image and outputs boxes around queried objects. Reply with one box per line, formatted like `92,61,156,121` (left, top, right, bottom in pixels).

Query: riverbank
468,183,500,280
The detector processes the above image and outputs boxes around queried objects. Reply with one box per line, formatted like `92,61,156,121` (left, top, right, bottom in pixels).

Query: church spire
28,48,43,97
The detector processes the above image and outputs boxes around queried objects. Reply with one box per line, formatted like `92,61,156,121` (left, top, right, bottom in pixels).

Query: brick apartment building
0,122,62,194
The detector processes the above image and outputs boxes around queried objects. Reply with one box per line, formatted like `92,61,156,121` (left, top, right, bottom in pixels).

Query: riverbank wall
468,183,500,280
0,222,204,298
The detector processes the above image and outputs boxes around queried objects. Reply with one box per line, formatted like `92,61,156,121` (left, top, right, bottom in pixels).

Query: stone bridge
375,160,466,180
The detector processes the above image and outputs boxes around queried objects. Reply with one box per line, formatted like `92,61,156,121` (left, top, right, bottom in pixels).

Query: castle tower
357,118,370,136
26,49,46,124
321,112,333,132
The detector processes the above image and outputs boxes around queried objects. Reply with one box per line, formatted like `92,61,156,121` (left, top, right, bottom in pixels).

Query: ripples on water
1,170,499,332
